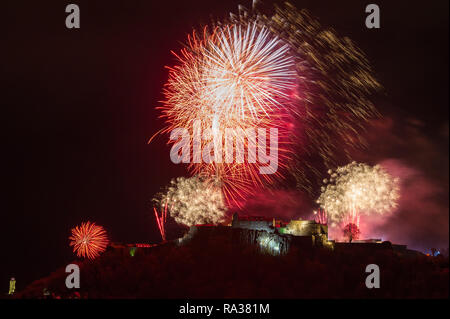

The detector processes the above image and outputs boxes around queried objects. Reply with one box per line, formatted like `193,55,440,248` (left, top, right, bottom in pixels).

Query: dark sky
1,0,448,290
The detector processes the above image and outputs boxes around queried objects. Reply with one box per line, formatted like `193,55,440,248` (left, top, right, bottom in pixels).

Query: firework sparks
69,222,109,259
246,4,382,195
153,201,168,241
160,19,297,205
313,209,328,225
200,22,296,119
156,3,382,204
342,208,361,228
153,176,227,227
342,223,361,243
317,162,400,227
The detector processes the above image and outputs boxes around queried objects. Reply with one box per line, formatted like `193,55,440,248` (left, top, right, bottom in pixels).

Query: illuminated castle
174,213,333,256
116,214,416,258
229,213,332,255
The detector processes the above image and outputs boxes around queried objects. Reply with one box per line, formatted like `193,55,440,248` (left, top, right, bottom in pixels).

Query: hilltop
13,227,449,299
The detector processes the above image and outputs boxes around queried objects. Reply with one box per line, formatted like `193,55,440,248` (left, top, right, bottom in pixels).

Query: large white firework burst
154,176,227,227
317,162,400,225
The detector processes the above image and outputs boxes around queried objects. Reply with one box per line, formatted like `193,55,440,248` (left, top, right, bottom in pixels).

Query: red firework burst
159,22,297,206
69,221,109,259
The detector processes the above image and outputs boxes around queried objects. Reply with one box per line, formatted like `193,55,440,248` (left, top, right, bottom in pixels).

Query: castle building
230,213,333,255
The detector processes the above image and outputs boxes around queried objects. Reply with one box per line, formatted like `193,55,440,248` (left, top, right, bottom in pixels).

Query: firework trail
153,176,227,227
316,162,400,229
313,209,328,225
153,201,168,241
156,2,381,205
69,221,109,259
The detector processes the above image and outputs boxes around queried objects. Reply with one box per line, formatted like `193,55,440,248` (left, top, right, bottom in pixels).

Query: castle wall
232,220,274,233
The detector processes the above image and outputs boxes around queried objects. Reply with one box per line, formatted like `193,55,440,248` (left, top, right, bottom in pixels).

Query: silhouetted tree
343,223,360,243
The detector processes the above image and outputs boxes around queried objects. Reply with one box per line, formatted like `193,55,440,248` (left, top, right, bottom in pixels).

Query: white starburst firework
154,176,227,227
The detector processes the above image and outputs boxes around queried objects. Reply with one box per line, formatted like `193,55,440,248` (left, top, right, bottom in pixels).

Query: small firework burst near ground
69,222,109,259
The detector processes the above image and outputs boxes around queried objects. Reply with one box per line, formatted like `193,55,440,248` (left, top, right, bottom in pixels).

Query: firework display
161,21,296,205
153,176,227,227
261,4,381,195
4,0,448,301
317,162,400,227
164,22,296,122
158,2,381,204
69,222,109,260
342,208,361,229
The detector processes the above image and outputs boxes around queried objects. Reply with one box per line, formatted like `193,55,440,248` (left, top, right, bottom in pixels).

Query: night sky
2,0,448,290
